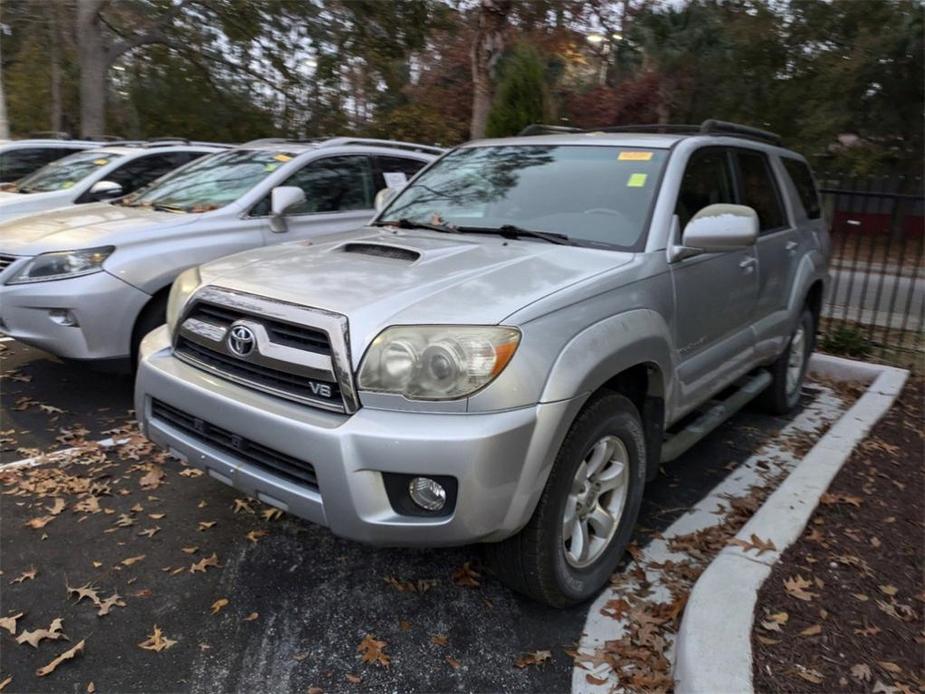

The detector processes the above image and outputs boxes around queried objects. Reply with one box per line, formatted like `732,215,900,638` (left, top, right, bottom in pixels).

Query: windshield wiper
374,217,460,234
456,224,574,246
152,204,187,214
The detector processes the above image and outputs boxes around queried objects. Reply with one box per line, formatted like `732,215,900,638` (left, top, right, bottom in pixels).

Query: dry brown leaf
233,498,254,514
198,521,216,531
87,682,95,693
67,583,101,606
36,639,85,677
878,661,902,674
760,611,789,632
451,562,481,588
210,598,229,616
181,546,199,554
799,623,822,637
879,584,898,597
0,612,23,635
445,656,461,670
139,527,161,539
399,620,412,632
243,612,259,622
514,650,552,669
793,665,824,684
10,567,37,584
345,673,362,684
178,468,203,478
431,634,448,646
139,466,165,490
755,635,780,645
148,513,166,520
138,625,176,652
17,618,67,648
357,634,390,668
97,594,125,617
850,663,872,681
46,498,66,515
783,575,817,602
25,516,55,530
729,533,777,556
261,508,283,521
585,674,608,685
0,676,11,691
121,555,146,567
190,553,220,573
854,624,881,637
245,530,268,544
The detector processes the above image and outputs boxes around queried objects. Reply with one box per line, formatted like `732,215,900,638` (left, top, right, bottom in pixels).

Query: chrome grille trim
174,285,359,414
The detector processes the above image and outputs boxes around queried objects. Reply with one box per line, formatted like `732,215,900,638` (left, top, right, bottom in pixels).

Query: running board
659,370,772,463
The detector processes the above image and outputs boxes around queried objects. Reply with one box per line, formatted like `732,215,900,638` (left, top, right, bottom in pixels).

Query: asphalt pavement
0,339,836,693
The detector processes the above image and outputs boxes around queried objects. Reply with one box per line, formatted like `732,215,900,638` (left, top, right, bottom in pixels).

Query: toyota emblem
227,324,256,357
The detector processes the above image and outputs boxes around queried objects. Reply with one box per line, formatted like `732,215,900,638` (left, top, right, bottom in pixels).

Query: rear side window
735,150,787,232
278,155,375,215
781,157,821,219
675,148,736,229
0,147,81,181
375,155,429,190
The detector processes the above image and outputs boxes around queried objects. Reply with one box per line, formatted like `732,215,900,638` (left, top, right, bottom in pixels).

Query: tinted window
675,148,736,229
375,155,428,189
281,155,375,215
0,147,85,183
782,157,821,219
736,150,787,231
15,151,125,193
107,152,201,193
380,145,669,249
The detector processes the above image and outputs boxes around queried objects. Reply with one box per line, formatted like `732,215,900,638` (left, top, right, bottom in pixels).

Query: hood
201,227,633,354
0,203,194,255
0,188,74,223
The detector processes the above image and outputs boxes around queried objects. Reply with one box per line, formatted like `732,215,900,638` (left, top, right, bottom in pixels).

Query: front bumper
136,326,583,546
0,270,149,360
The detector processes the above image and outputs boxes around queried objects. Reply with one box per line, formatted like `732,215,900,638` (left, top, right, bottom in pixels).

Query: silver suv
0,138,102,183
0,138,439,366
135,121,830,606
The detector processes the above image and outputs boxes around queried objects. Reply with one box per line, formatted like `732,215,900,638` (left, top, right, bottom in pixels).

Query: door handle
739,257,757,271
785,240,799,251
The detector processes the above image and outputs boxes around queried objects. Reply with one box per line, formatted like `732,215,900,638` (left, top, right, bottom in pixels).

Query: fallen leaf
399,620,412,632
799,623,822,637
261,507,282,521
245,530,268,544
792,665,824,684
850,663,871,682
16,618,66,648
783,575,817,602
585,674,608,685
729,533,777,556
198,521,216,531
67,583,101,606
190,553,220,573
210,598,229,616
178,468,203,478
138,626,176,652
36,639,85,677
139,466,165,490
760,611,789,631
877,661,902,674
357,634,390,668
97,594,125,616
233,498,254,514
451,562,480,588
139,527,161,539
46,498,66,515
431,634,448,646
445,655,461,670
345,673,362,684
854,624,881,637
0,612,24,635
243,612,259,622
25,516,55,530
181,546,199,554
755,635,780,645
514,650,552,669
306,687,323,694
39,405,65,415
87,682,96,693
10,568,37,584
0,677,11,691
293,652,310,662
879,584,898,597
148,513,166,520
121,555,146,567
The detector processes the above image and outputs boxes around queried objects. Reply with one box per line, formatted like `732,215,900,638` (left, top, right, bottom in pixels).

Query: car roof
236,137,444,157
84,145,225,157
0,139,101,148
465,132,685,149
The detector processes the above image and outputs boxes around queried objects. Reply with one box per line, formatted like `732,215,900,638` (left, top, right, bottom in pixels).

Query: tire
484,392,647,607
757,307,815,415
131,294,168,369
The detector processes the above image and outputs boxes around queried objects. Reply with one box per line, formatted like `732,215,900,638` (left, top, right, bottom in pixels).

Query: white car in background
0,140,226,222
0,138,102,183
0,137,441,368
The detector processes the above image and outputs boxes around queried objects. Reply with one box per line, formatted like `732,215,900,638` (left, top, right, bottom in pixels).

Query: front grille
151,399,318,489
176,337,342,406
188,302,331,355
0,254,19,272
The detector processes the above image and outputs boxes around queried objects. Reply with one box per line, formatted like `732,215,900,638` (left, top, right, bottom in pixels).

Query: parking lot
1,338,851,693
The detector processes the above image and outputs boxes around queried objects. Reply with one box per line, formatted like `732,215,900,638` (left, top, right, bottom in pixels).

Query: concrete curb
673,353,910,694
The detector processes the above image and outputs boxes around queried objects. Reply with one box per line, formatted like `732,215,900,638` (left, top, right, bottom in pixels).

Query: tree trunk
50,5,62,134
77,0,109,138
0,1,9,139
470,0,511,139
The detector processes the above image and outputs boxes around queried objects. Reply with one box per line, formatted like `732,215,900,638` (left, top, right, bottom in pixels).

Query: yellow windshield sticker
619,151,654,161
61,181,74,189
93,158,110,166
627,173,648,188
273,153,293,162
264,163,279,172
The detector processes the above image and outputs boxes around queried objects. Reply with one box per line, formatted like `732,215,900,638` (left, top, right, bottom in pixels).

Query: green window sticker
627,173,648,188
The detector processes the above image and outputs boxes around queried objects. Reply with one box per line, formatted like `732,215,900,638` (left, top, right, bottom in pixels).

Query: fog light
408,477,446,511
49,309,78,327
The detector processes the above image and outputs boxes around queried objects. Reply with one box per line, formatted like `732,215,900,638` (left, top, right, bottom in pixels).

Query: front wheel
757,307,815,415
484,392,647,607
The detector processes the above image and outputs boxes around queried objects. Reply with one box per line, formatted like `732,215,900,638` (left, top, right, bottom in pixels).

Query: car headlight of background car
6,246,114,284
165,266,202,336
357,325,520,400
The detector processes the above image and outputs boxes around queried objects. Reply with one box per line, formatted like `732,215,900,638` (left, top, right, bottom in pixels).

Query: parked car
0,138,102,183
0,140,226,222
133,120,829,606
0,137,441,366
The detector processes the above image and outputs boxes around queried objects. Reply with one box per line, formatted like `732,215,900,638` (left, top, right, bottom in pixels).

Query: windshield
120,149,297,212
379,145,669,248
16,151,124,193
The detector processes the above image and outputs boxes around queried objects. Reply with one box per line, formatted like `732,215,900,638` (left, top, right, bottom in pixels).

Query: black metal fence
817,172,924,370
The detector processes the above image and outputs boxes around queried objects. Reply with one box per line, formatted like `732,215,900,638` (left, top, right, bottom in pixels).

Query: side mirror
681,203,758,253
88,180,123,201
269,186,306,233
374,187,397,212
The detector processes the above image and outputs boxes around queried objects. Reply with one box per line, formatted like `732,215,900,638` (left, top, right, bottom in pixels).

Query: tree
0,2,8,140
470,0,511,139
485,43,548,137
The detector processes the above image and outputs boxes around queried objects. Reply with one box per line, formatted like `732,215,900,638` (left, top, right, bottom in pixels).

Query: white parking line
571,384,847,693
0,437,129,471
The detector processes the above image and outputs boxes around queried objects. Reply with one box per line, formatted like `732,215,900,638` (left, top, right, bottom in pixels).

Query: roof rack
28,130,72,140
518,119,782,146
321,137,445,155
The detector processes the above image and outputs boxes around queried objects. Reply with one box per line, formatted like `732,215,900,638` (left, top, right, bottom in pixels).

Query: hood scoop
341,242,420,262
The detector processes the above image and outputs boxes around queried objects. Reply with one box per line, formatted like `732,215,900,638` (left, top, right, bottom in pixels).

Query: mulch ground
752,377,924,693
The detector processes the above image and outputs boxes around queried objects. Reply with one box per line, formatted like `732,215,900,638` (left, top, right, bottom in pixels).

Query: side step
659,370,772,463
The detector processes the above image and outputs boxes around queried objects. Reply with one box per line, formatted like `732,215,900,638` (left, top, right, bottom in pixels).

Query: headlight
358,325,520,400
6,246,114,284
165,266,202,336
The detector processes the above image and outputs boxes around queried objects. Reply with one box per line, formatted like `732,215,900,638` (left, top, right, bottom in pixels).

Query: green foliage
485,44,549,138
820,324,872,359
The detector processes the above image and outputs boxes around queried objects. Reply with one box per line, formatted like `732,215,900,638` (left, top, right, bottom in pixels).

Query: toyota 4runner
135,120,830,606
